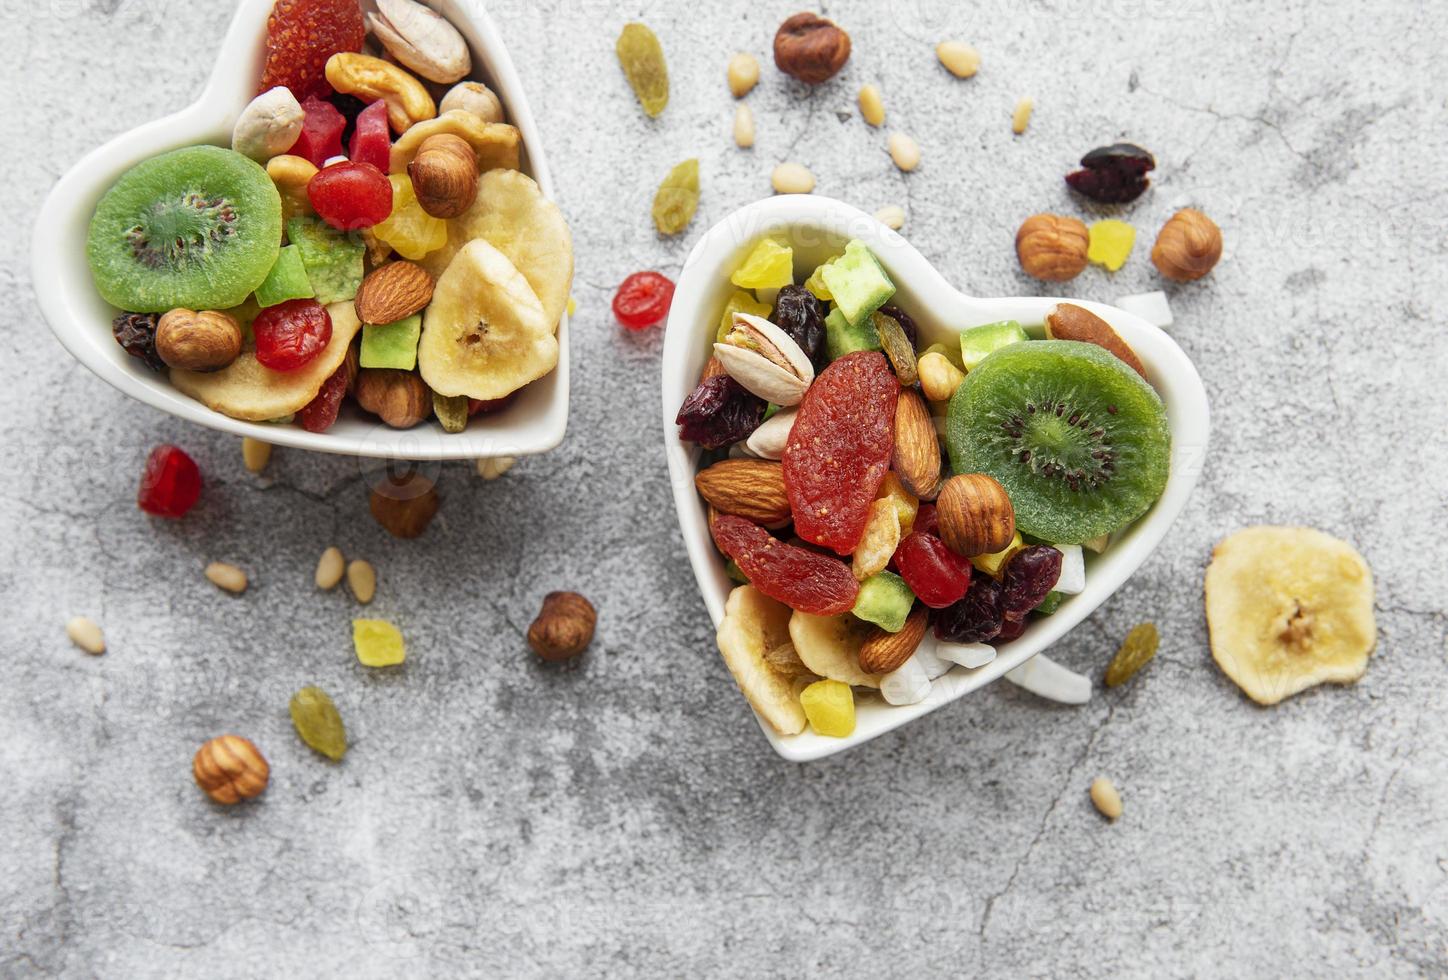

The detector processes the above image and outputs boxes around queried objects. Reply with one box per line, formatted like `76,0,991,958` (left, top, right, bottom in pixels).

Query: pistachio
232,87,304,162
366,0,471,84
744,407,798,460
713,312,814,406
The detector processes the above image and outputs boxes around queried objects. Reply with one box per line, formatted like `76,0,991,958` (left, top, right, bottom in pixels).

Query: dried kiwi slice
86,145,281,313
945,340,1170,544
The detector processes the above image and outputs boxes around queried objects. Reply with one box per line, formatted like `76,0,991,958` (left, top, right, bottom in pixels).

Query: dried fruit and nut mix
677,237,1173,737
86,0,574,435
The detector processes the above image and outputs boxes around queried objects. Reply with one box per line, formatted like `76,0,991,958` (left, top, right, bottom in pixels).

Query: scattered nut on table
347,559,377,604
936,40,981,78
1012,96,1035,135
369,472,439,538
241,437,271,474
733,103,755,148
727,52,760,97
315,547,345,590
858,84,885,127
1090,776,1123,820
773,12,851,84
65,616,105,655
476,457,516,480
771,162,815,194
1152,208,1223,281
1016,213,1090,281
874,204,905,230
528,592,597,662
205,561,249,594
193,735,269,805
889,132,921,172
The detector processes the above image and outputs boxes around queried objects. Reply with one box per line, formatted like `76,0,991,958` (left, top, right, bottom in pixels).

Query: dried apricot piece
259,0,366,101
712,515,859,615
782,351,898,554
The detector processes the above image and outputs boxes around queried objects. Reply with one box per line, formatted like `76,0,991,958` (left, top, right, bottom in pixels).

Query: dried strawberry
259,0,365,101
782,351,898,554
712,515,859,616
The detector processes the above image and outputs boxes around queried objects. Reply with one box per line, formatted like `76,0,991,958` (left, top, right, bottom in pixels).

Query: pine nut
476,457,516,480
726,52,759,98
888,132,921,172
347,559,377,604
66,616,105,655
936,40,981,78
1012,97,1035,135
771,162,815,195
315,547,345,590
858,84,885,127
241,437,271,473
874,204,906,230
733,103,755,148
205,562,249,594
1090,776,1123,820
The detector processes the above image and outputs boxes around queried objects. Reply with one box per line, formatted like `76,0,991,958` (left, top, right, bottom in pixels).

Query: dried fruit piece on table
371,175,448,261
369,470,438,538
138,445,202,518
112,312,166,371
799,679,855,737
652,159,700,236
259,0,365,101
783,351,899,554
716,585,807,735
1152,208,1223,281
1087,219,1136,272
893,530,972,609
1204,526,1375,706
873,309,918,385
347,99,392,173
613,271,675,331
771,284,827,368
616,23,669,117
253,298,333,371
773,12,851,84
353,619,405,666
1016,213,1090,282
695,459,791,526
289,686,347,760
713,514,859,615
193,735,269,805
528,592,597,662
935,577,1005,644
1104,622,1159,687
1066,143,1156,204
288,96,347,168
308,161,393,230
1000,545,1063,615
676,375,766,449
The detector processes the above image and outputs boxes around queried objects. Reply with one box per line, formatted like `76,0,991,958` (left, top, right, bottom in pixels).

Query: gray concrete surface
5,0,1447,976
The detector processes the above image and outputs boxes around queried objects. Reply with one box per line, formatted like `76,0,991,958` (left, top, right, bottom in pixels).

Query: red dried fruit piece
254,299,333,371
468,393,518,415
712,514,859,615
934,577,1005,644
259,0,365,101
298,362,349,432
348,99,391,171
613,271,675,330
676,375,765,449
138,445,202,518
1001,545,1063,615
782,351,898,554
289,96,347,168
308,161,393,230
893,530,972,608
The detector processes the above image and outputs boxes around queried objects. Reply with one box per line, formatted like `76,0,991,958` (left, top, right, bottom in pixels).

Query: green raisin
652,158,700,236
1104,622,1159,687
616,23,669,118
433,392,469,433
872,311,918,386
289,686,347,761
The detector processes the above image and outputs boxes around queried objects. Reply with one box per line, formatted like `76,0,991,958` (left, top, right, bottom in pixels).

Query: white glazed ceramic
661,196,1210,762
32,0,567,460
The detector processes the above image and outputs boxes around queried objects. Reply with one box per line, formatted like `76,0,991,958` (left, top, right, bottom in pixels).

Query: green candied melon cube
359,314,422,370
286,216,365,304
825,304,882,361
254,245,315,308
820,240,895,326
1034,591,1065,616
852,571,915,633
959,320,1028,371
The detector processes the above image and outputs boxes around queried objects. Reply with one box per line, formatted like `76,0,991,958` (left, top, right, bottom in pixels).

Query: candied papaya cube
1087,219,1136,272
352,619,405,667
800,679,855,737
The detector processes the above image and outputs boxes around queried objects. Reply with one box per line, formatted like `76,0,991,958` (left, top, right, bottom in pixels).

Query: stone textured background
5,0,1446,976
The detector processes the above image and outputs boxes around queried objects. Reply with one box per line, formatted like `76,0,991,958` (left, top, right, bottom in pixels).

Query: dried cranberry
771,284,827,368
676,375,765,449
1065,143,1156,204
308,161,392,230
112,312,165,371
935,577,1005,644
1001,545,1063,615
254,299,332,371
347,100,391,172
876,305,918,349
138,445,202,518
712,514,859,615
288,96,346,168
893,530,972,608
613,271,675,330
996,614,1028,643
297,362,349,432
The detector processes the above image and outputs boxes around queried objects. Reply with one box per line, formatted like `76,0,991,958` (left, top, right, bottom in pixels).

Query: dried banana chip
717,585,807,734
789,610,882,689
389,111,521,174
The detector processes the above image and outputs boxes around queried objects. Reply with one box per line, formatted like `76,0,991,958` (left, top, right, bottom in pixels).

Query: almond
695,459,791,525
354,261,435,325
936,473,1015,557
858,606,928,674
1045,303,1147,379
891,388,942,500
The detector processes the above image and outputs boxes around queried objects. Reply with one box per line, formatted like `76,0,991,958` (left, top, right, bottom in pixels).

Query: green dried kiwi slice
945,340,1170,544
86,145,281,313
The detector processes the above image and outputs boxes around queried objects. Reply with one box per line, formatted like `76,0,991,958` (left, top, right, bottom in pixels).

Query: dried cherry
712,514,859,615
298,362,349,432
259,0,365,101
308,161,392,230
613,271,675,330
893,530,971,608
1065,143,1156,204
771,284,826,368
112,312,165,371
935,577,1005,644
876,305,918,348
1001,545,1063,615
253,299,332,372
676,375,765,449
138,445,202,519
782,351,898,554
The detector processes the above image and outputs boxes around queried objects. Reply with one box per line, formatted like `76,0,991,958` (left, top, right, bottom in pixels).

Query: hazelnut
773,12,850,84
936,473,1016,557
368,469,439,538
354,369,430,429
527,592,597,662
1015,214,1089,282
408,133,477,219
155,309,242,372
1151,208,1222,281
193,734,269,805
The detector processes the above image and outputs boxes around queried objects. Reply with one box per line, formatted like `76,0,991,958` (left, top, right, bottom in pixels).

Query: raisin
1065,143,1156,204
259,0,366,101
1001,545,1063,615
289,686,347,760
782,351,898,554
651,159,700,236
771,284,827,369
935,577,1005,644
297,362,349,432
876,305,918,348
872,310,918,386
112,312,165,371
1104,622,1159,687
616,23,669,117
676,375,765,449
997,614,1028,643
893,530,971,608
712,514,859,615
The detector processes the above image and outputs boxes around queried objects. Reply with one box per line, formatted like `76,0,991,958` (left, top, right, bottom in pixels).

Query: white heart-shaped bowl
661,195,1211,762
32,0,567,460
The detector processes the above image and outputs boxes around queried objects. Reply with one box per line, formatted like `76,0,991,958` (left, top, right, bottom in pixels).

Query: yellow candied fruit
372,175,448,260
716,289,774,341
804,255,841,301
352,619,406,667
920,341,964,372
567,295,577,317
730,238,794,291
800,679,855,737
875,471,920,536
1087,220,1136,272
971,532,1024,579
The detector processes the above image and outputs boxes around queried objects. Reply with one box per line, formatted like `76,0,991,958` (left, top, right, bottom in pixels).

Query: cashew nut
232,87,304,162
438,81,504,124
324,52,436,133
